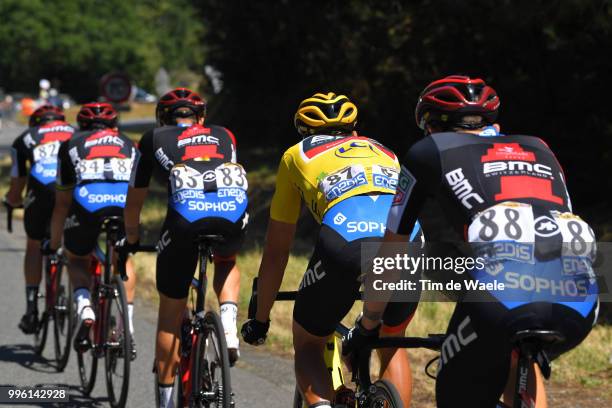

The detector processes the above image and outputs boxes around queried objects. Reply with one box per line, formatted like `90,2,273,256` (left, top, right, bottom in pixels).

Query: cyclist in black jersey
345,76,598,407
48,103,139,355
124,88,248,407
4,105,76,334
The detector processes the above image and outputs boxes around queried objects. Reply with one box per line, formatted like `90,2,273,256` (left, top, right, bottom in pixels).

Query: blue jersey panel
322,194,421,242
170,186,247,223
470,257,598,317
30,159,58,185
74,182,128,213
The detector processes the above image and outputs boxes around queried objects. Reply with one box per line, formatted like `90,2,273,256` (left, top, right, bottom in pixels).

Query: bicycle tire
33,264,50,355
104,275,131,408
369,379,404,408
77,341,98,394
191,311,232,407
76,290,98,395
293,387,305,408
53,263,73,371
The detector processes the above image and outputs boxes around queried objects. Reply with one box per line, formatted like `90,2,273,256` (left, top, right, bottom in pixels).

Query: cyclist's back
131,121,248,297
386,76,598,407
11,110,75,240
272,133,399,224
57,123,136,254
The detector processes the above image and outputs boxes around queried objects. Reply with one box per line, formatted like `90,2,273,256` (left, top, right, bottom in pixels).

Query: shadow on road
0,343,59,373
0,382,109,407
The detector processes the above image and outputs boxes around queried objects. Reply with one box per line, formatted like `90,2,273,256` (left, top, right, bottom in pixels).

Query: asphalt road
0,121,295,407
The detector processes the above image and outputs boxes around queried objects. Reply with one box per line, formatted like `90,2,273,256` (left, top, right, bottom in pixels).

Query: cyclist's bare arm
255,219,296,322
361,229,411,330
124,186,148,243
50,189,73,249
5,176,26,205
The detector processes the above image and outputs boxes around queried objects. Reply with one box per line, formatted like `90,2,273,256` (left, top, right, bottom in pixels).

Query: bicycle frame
90,221,120,356
247,277,445,407
180,240,212,402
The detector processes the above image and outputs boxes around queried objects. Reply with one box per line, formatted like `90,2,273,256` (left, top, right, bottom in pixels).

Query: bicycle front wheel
192,311,232,407
104,275,131,408
53,263,73,371
368,379,404,408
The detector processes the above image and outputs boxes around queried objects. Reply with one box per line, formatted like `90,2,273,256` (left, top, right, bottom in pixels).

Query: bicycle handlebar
116,243,157,281
3,199,23,233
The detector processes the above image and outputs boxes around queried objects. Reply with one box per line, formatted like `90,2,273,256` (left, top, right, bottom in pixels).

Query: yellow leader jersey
270,134,400,224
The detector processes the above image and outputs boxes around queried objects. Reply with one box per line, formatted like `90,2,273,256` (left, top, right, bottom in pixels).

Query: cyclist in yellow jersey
242,93,422,407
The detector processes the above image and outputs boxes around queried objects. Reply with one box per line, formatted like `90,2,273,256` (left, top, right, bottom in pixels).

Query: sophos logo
87,194,127,204
504,272,589,297
187,201,236,212
346,221,385,234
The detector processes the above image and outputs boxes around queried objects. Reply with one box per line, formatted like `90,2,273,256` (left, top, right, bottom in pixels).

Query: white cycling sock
127,303,134,334
74,287,91,315
220,302,238,338
158,383,174,408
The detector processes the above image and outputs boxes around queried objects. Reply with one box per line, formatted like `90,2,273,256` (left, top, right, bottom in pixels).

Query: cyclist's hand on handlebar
115,237,140,256
241,319,270,345
341,314,381,358
40,239,58,256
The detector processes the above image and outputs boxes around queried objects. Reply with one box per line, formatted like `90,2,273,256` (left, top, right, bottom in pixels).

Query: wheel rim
53,268,72,368
105,281,130,407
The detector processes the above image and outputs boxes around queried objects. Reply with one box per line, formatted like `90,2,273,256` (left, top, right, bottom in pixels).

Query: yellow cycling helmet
294,92,358,136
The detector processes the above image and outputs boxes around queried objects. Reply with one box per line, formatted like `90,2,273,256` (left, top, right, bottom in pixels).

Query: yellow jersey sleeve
269,152,302,224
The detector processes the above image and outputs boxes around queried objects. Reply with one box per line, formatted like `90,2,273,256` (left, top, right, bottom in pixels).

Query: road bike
75,216,131,408
3,200,73,371
247,277,444,408
133,234,234,408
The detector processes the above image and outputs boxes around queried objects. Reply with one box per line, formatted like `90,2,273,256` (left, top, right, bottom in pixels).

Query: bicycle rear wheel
369,379,404,408
104,275,131,408
53,263,73,371
191,311,232,407
76,297,98,395
33,264,50,355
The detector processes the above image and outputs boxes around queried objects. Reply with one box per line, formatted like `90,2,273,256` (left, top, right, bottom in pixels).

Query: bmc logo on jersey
445,168,484,209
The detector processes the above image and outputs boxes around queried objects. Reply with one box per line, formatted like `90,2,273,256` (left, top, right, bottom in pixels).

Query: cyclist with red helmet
48,103,139,358
4,104,76,334
123,88,247,406
344,76,598,407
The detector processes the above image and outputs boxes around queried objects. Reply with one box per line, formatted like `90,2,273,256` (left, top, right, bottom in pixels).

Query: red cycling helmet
77,102,118,130
29,104,65,128
415,75,500,131
156,88,207,126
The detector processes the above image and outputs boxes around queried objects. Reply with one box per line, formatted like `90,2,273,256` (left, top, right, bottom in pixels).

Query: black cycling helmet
77,103,118,130
415,75,500,132
294,92,358,137
156,88,207,126
29,104,65,128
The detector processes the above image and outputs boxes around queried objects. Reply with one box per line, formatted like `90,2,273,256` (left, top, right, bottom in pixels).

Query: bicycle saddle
196,234,225,245
510,329,565,346
101,215,124,231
